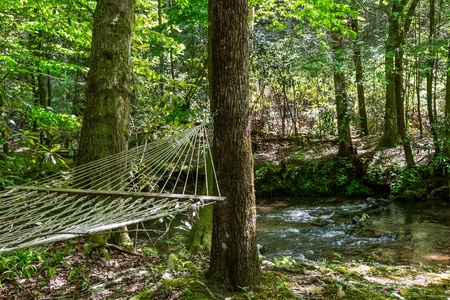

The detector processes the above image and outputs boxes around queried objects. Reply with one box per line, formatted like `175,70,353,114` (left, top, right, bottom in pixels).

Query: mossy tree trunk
186,205,212,253
207,0,261,289
77,0,136,248
379,0,419,162
331,31,352,157
350,12,369,136
186,154,214,254
379,5,399,148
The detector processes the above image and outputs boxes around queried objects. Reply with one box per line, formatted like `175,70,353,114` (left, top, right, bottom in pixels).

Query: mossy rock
396,188,426,201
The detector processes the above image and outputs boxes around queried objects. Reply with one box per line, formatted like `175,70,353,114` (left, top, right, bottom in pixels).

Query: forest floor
1,135,450,299
0,239,449,299
253,133,432,171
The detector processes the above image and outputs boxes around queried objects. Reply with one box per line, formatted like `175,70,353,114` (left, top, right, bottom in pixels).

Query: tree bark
350,14,369,136
379,0,419,158
446,41,450,119
379,3,400,148
77,0,135,249
331,31,352,157
395,46,415,168
78,0,135,167
207,0,261,289
426,0,440,155
186,154,214,254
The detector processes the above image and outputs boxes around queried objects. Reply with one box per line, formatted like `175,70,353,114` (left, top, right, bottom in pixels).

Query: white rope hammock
0,122,224,254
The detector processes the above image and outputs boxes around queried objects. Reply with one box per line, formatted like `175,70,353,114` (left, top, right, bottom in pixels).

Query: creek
256,197,450,265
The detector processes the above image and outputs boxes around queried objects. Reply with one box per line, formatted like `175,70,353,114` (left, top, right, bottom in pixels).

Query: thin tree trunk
47,70,52,107
395,47,415,168
208,0,261,289
426,0,440,155
444,41,450,157
446,41,450,119
415,52,423,137
351,13,369,136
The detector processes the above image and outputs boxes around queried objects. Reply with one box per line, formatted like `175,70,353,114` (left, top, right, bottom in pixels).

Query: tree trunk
426,0,440,155
379,0,419,151
186,154,214,254
78,0,135,166
445,41,450,194
379,6,399,148
351,14,369,136
446,41,450,119
207,0,261,289
77,0,135,249
47,70,52,107
395,47,415,168
331,31,352,157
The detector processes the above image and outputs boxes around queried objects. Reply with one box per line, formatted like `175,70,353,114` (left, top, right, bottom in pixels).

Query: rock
336,288,346,298
161,271,173,280
395,189,426,201
311,217,330,227
261,260,276,268
429,186,450,199
351,215,361,224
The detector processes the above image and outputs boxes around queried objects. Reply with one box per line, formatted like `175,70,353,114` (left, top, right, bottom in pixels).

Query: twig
105,243,142,257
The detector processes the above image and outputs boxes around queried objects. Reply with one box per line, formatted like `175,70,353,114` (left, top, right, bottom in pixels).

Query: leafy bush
345,180,374,197
254,157,360,196
390,168,424,195
0,248,45,281
254,162,285,194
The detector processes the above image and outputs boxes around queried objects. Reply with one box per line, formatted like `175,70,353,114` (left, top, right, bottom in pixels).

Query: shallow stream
256,197,450,265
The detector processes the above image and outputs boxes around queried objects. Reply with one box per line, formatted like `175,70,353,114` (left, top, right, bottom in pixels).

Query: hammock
0,122,224,254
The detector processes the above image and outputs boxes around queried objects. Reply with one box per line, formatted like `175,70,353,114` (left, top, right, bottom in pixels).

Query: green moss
399,283,450,299
232,271,294,300
162,278,213,300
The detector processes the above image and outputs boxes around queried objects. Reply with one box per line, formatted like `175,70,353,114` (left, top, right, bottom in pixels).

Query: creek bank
253,136,450,204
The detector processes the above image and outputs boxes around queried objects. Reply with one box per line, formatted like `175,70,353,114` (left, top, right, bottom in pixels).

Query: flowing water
256,197,450,265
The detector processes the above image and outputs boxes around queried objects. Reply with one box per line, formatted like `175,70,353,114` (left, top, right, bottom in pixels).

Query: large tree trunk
379,6,399,148
207,0,261,289
77,0,135,248
78,0,135,166
331,31,352,157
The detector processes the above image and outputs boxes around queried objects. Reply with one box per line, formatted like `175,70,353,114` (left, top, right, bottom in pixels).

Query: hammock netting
0,122,224,254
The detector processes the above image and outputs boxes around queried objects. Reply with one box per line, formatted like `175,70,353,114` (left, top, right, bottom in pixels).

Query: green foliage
272,256,298,267
366,164,387,186
286,157,353,195
390,168,423,195
345,180,374,197
254,162,285,194
254,157,369,196
0,107,80,188
253,0,357,35
0,248,45,281
28,106,81,152
0,242,76,286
